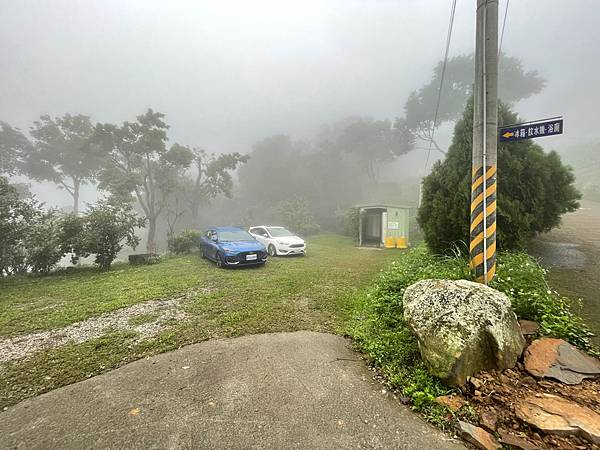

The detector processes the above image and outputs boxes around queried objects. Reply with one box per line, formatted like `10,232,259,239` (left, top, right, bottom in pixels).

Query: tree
396,54,546,155
27,114,102,213
80,199,146,270
0,122,32,175
94,109,172,252
181,148,249,222
417,99,580,254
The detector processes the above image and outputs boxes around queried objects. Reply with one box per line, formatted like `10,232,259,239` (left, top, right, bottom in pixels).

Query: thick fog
2,0,600,208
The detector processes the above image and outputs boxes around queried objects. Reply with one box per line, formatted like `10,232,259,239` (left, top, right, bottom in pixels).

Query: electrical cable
423,0,457,173
499,0,509,56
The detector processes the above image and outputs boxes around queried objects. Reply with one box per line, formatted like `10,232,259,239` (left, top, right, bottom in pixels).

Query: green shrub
418,100,580,254
24,210,63,274
0,177,64,275
277,196,320,236
347,244,594,427
80,200,146,270
336,207,359,242
490,252,593,351
167,229,202,254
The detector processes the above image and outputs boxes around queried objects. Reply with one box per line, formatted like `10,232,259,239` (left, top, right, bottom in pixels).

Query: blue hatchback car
200,227,268,268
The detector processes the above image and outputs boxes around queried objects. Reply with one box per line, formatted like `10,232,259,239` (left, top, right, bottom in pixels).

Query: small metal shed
356,204,410,248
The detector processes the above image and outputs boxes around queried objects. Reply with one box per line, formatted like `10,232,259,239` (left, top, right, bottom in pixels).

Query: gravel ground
0,289,207,363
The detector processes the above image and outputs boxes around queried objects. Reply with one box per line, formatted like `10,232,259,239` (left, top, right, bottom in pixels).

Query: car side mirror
211,236,218,242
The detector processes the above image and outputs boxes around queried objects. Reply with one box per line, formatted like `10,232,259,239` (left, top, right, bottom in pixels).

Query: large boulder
403,279,525,386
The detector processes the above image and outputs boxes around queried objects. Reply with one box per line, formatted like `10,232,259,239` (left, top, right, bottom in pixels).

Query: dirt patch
0,288,212,363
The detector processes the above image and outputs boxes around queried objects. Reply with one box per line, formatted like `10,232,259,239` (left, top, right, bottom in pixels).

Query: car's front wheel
268,244,277,257
216,252,226,268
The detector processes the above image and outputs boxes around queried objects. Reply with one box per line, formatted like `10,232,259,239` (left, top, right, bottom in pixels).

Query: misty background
2,0,599,231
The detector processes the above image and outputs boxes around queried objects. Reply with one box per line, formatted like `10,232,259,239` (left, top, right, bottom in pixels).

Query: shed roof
354,203,412,210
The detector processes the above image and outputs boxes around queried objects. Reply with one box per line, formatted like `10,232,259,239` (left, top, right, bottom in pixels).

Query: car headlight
277,241,290,245
223,248,236,255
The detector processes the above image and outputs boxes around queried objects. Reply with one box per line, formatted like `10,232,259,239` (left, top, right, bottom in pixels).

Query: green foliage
95,111,248,251
179,148,249,221
490,252,593,351
336,207,360,242
0,177,34,275
58,213,87,264
347,244,593,426
26,114,102,213
167,229,202,254
277,196,320,236
94,109,170,252
396,53,546,154
23,210,63,274
418,100,580,254
80,200,146,270
0,177,62,275
0,122,32,175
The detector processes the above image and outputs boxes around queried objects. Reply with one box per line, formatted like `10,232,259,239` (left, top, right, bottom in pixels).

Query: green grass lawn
0,234,400,408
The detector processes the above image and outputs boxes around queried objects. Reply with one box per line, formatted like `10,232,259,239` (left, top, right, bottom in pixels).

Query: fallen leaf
129,408,140,416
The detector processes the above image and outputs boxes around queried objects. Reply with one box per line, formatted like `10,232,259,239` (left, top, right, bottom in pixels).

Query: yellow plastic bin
384,237,396,248
395,237,408,249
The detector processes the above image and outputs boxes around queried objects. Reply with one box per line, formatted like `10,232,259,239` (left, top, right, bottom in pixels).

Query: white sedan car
248,226,306,256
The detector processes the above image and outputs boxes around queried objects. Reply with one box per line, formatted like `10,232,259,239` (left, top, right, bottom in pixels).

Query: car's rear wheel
268,244,277,257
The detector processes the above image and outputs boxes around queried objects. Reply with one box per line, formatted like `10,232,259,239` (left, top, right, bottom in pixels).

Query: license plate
246,254,257,261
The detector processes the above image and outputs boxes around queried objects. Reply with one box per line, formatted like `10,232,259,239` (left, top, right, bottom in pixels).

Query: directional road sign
499,117,563,142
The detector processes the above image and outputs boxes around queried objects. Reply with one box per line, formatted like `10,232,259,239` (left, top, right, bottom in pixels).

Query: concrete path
0,331,464,450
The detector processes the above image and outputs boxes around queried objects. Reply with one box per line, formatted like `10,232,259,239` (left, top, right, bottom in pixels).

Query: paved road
0,331,463,450
530,200,600,346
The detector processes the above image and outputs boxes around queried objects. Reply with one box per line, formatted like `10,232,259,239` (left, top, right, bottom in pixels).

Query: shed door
363,211,383,244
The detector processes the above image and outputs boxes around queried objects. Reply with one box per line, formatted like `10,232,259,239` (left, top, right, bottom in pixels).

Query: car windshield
267,227,294,237
219,230,254,241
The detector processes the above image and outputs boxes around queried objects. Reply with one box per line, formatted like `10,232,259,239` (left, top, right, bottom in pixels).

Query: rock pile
524,337,600,384
433,334,600,449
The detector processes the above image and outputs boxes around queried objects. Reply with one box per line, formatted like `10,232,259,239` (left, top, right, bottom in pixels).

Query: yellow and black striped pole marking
469,164,497,284
471,0,498,284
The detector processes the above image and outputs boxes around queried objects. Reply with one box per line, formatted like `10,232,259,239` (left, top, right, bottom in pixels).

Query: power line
499,0,510,56
423,0,458,173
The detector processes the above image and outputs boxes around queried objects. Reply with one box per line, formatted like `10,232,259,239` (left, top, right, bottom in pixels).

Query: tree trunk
146,215,157,253
73,179,80,214
191,204,199,222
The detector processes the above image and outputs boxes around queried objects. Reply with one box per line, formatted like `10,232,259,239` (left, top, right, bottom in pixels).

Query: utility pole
470,0,498,284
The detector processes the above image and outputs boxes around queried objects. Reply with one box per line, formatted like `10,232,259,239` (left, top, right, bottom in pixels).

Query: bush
58,213,87,264
336,207,359,242
347,244,594,427
277,196,320,236
24,211,63,274
418,100,580,254
0,177,63,275
81,200,146,270
167,229,202,254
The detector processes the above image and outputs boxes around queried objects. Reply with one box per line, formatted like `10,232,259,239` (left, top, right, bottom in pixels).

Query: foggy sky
2,0,600,205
